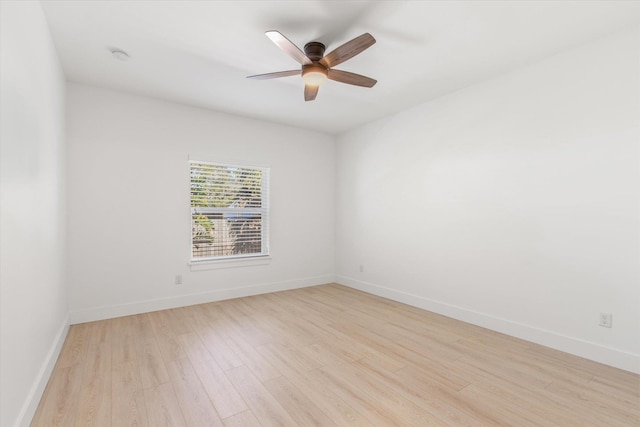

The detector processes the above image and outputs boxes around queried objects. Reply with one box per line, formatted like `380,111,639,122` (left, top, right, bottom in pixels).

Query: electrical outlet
599,313,612,328
359,264,364,273
175,275,182,285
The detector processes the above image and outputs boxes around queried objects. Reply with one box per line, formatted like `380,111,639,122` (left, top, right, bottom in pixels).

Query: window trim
188,160,270,265
188,254,272,271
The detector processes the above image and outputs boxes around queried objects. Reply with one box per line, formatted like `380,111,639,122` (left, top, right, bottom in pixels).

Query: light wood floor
32,284,639,426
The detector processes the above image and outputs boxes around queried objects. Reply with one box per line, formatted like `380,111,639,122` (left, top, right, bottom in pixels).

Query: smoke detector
111,49,130,61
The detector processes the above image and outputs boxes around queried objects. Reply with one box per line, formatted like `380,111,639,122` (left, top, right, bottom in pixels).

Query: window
190,161,269,261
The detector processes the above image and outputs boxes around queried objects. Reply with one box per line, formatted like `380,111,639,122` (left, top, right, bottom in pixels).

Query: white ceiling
41,1,640,135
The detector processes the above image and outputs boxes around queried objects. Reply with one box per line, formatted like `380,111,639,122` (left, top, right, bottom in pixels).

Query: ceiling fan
247,30,377,101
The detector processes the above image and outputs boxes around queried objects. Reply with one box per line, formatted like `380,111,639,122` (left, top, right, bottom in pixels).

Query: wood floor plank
30,364,84,426
188,307,244,370
525,343,624,380
452,348,553,390
317,361,449,426
165,307,195,335
319,323,406,373
256,342,321,376
74,321,112,427
224,365,297,427
56,323,91,368
353,357,503,426
148,310,187,362
111,315,136,364
166,357,224,427
279,367,373,427
453,358,607,426
330,319,465,372
262,375,337,427
178,332,248,418
545,378,640,426
588,373,640,402
451,335,581,384
30,284,640,426
300,341,357,367
222,410,262,427
112,360,149,427
394,359,470,392
143,383,187,427
131,314,170,388
458,383,551,427
220,327,281,382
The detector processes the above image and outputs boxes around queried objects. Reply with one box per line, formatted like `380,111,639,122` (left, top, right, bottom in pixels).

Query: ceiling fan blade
266,30,312,65
327,69,377,87
304,84,319,101
320,33,376,68
246,70,300,80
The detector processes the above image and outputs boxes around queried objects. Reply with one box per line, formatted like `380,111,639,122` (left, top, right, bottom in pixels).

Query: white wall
66,84,335,322
336,26,640,373
0,2,68,427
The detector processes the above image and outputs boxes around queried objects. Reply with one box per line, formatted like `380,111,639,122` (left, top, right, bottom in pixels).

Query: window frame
188,160,270,266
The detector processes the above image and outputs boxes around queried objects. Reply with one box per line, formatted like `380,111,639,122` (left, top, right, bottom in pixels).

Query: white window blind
190,161,269,261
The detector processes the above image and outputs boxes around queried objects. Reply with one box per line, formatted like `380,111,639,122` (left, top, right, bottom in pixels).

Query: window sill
188,255,271,271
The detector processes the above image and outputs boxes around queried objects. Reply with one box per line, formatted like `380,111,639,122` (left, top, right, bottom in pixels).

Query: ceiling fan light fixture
302,64,328,86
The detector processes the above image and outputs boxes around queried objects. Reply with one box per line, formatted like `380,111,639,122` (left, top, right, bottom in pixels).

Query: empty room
1,1,639,426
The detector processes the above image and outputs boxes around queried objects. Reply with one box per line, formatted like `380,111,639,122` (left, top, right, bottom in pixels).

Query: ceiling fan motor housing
304,42,326,61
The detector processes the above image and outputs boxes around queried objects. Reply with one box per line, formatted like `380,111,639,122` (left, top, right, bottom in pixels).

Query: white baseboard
69,275,335,324
337,275,640,374
15,314,69,427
